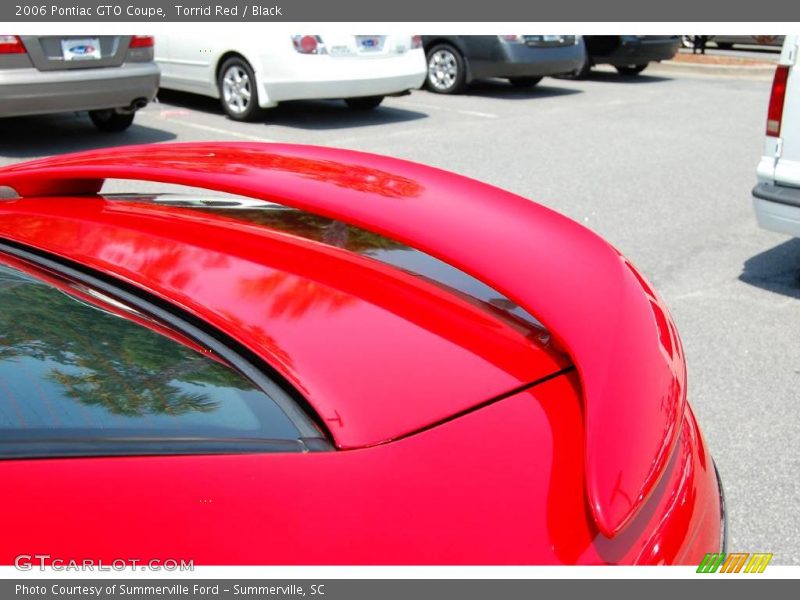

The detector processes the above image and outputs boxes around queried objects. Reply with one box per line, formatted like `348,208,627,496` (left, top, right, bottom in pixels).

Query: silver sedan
0,35,160,132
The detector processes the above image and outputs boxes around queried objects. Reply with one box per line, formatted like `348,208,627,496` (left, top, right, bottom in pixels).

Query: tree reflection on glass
0,264,249,421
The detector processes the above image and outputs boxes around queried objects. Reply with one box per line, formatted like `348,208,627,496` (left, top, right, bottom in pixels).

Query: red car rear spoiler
0,142,686,537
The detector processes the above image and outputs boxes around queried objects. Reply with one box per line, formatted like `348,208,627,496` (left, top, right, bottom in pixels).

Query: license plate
61,38,101,61
356,36,384,51
543,35,563,42
329,45,355,56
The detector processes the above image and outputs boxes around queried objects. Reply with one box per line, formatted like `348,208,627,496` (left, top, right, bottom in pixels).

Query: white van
753,35,800,235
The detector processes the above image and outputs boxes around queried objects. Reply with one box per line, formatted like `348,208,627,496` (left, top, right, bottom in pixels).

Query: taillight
501,35,523,42
767,64,790,137
130,35,154,49
0,35,26,54
292,35,324,55
411,35,422,49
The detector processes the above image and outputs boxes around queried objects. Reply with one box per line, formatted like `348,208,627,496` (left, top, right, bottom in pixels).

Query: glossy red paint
0,197,567,448
0,372,720,565
0,143,687,536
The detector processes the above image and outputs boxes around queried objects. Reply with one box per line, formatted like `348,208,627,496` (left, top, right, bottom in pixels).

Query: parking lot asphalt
1,64,797,563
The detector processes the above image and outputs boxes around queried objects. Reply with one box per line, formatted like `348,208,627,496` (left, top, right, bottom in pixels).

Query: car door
155,33,218,96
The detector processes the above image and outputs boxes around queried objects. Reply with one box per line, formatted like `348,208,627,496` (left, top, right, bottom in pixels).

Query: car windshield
0,260,322,459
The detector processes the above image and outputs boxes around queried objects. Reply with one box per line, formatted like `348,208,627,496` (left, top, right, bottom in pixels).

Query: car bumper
753,181,800,236
629,405,725,564
597,38,680,66
469,43,585,80
258,52,427,106
715,461,728,554
0,62,160,117
264,72,426,104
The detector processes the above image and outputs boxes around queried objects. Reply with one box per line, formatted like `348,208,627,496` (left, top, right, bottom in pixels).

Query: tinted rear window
0,261,321,458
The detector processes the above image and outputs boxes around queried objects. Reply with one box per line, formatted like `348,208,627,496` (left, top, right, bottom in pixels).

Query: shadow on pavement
267,99,429,130
156,89,429,130
570,70,673,84
461,79,582,100
0,113,176,160
739,238,800,299
155,89,223,114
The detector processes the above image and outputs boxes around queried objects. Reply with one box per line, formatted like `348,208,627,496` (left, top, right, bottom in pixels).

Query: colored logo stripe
697,553,773,573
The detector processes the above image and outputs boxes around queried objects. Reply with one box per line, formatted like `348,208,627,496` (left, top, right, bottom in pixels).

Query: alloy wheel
428,49,459,91
222,65,252,115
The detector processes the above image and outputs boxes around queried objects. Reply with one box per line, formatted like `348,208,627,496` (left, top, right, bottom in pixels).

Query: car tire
615,64,649,76
715,42,734,50
344,96,385,110
425,44,466,94
88,110,135,132
217,56,265,122
508,76,543,88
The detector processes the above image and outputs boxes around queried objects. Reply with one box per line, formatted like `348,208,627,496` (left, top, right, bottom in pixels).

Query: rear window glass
0,261,320,458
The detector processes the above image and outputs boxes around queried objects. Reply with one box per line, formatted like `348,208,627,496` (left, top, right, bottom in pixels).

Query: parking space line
140,110,279,143
457,109,499,119
391,100,499,119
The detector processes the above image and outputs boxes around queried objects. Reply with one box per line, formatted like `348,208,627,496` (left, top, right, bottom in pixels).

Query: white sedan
155,34,427,121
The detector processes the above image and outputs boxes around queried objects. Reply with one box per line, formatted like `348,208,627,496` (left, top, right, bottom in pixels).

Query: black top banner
3,0,799,22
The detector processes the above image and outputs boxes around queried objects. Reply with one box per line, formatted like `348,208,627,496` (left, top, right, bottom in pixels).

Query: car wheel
615,64,649,75
344,96,384,110
508,76,543,88
88,110,135,132
425,44,466,94
218,56,265,122
715,42,734,50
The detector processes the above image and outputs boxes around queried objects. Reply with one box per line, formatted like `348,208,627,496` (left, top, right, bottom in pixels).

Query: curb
647,59,775,79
